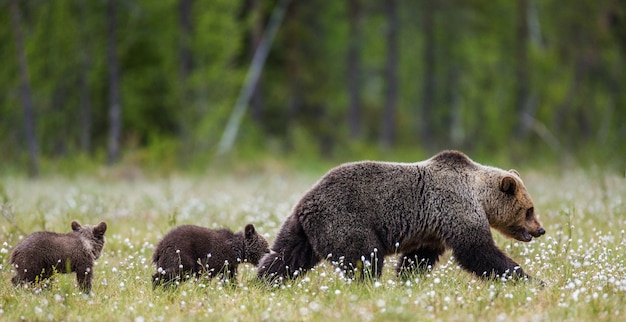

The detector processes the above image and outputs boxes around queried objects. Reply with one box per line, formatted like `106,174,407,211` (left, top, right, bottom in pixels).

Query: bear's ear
509,169,521,178
500,175,517,195
244,224,256,238
93,222,107,237
71,221,82,231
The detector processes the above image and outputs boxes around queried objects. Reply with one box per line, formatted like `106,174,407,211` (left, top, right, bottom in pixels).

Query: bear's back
166,225,234,243
11,231,81,265
155,225,237,261
317,160,422,192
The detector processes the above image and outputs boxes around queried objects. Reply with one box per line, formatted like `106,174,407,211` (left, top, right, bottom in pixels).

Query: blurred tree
347,0,362,140
381,0,398,149
0,0,624,171
282,0,340,156
419,0,436,148
78,0,94,153
248,0,265,123
179,0,194,84
177,0,195,150
107,0,121,165
513,0,532,139
9,0,39,177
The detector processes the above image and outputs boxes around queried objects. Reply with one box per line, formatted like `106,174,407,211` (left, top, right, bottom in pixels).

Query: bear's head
71,220,107,259
484,170,545,242
242,224,270,265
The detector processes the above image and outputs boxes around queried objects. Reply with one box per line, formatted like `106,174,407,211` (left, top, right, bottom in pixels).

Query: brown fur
152,224,269,287
258,150,546,283
10,221,107,293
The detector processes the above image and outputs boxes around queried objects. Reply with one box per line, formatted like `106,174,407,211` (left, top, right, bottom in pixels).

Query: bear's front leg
219,264,238,284
451,238,528,280
76,267,93,293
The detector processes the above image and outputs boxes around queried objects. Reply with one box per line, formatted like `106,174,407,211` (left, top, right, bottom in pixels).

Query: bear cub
10,220,107,293
152,224,269,287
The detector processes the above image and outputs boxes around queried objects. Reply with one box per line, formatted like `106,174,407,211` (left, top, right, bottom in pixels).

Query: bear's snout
514,226,545,242
532,227,546,237
527,227,545,239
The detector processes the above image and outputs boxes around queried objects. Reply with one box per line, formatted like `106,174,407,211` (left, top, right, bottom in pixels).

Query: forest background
1,0,625,177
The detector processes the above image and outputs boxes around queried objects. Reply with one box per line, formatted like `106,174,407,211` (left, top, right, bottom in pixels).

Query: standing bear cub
258,150,545,283
10,220,107,293
152,224,269,287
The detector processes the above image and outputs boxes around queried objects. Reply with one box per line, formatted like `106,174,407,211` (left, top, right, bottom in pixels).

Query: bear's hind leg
331,236,386,281
337,249,385,281
258,216,320,283
396,245,445,278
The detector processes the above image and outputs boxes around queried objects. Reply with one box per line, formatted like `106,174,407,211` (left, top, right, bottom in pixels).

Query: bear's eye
525,207,534,219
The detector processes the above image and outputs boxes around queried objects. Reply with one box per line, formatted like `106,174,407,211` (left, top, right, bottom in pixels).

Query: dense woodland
1,0,625,176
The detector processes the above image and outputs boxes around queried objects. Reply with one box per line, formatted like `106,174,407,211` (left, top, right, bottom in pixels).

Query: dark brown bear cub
258,150,546,283
152,224,269,287
10,220,107,293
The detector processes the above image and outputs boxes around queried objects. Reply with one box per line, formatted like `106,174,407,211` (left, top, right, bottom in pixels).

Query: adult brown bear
258,150,545,283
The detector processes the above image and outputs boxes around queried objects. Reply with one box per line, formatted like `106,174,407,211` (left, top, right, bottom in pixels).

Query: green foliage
0,0,624,175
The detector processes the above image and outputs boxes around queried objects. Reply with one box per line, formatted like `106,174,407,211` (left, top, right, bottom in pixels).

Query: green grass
0,168,625,321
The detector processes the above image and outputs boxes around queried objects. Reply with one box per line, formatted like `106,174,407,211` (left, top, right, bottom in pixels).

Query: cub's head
71,220,107,259
242,224,270,265
485,170,545,242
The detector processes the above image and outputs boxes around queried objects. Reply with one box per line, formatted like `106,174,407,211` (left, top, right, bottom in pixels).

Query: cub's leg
75,264,94,293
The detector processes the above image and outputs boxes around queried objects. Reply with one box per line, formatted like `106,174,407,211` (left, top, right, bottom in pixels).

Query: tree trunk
514,0,532,139
10,0,39,177
79,64,92,153
553,55,588,146
107,0,122,165
420,1,436,146
284,1,301,152
179,0,193,82
177,0,194,148
249,0,264,123
347,0,362,140
381,0,398,149
78,0,92,153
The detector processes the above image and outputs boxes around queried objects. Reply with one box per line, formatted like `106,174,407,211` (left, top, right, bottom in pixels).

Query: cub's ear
500,175,517,195
244,224,256,238
71,221,82,231
93,222,107,237
509,169,521,177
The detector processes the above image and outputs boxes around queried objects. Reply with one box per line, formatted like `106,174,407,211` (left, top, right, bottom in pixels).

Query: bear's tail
257,215,320,283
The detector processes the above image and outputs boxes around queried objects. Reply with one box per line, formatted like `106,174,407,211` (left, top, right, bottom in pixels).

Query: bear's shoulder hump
431,150,473,167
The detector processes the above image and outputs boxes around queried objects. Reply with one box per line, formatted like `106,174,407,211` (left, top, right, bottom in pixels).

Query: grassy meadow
0,166,625,321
